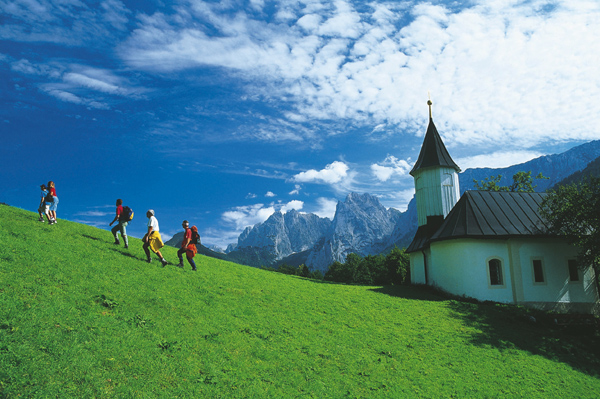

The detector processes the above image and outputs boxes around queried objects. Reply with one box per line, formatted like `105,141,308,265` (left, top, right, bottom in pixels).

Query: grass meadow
1,204,599,398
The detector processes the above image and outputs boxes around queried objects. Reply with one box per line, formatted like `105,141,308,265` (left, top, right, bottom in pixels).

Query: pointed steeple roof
409,101,460,176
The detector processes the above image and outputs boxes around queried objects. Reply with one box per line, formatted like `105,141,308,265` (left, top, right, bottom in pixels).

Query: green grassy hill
1,204,599,398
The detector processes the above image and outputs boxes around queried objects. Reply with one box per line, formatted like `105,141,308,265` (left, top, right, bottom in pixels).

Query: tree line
263,246,410,286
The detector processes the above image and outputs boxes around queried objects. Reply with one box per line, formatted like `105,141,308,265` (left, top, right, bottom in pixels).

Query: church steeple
410,100,460,176
410,99,461,227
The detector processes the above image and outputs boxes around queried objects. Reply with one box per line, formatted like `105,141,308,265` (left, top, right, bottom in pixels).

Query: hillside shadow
82,234,101,241
108,248,140,259
369,285,447,302
447,300,600,377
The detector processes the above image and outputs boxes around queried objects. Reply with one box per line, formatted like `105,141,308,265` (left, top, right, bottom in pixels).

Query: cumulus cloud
222,199,306,230
222,204,276,230
293,161,349,184
313,197,338,219
265,191,276,197
281,200,304,213
371,155,412,182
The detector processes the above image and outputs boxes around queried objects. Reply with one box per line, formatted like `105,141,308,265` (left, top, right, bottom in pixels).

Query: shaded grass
1,204,599,398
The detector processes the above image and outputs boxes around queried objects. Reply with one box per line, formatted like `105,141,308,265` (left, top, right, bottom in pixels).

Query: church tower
409,100,461,228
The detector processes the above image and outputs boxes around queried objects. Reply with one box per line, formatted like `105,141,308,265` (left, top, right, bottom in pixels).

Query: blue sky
2,0,600,249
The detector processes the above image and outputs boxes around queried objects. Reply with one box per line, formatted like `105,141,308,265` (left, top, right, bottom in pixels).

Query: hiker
47,181,59,224
109,199,129,249
38,184,51,222
142,209,168,266
176,220,199,271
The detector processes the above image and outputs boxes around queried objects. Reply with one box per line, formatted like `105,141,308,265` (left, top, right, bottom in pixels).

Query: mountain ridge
168,140,600,272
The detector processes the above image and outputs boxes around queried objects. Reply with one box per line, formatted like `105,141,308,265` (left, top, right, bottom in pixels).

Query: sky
2,0,600,249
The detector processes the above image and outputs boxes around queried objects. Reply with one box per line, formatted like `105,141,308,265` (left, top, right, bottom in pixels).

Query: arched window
488,258,503,286
442,173,453,187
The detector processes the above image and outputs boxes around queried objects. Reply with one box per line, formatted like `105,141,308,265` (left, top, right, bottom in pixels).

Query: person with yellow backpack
142,209,168,266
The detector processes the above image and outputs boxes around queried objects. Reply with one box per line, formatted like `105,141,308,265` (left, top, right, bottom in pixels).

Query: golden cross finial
427,93,433,119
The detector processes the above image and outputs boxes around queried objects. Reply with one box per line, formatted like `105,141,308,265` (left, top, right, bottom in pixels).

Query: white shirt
147,215,159,232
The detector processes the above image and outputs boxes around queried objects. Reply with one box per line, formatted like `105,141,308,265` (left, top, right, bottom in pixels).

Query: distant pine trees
323,247,410,285
262,247,410,286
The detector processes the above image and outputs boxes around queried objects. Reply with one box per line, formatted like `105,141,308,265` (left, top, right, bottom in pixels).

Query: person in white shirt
142,209,168,266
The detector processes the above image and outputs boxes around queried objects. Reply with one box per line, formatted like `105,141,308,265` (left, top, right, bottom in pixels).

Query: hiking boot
124,244,129,249
146,258,152,264
114,240,120,245
38,217,44,222
176,262,184,268
161,259,168,267
192,268,197,272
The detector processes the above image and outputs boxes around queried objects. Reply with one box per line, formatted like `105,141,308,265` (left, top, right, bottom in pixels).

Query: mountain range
167,140,600,272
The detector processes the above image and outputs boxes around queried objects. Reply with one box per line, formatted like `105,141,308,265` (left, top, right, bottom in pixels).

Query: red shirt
49,187,57,196
181,228,192,248
116,205,123,217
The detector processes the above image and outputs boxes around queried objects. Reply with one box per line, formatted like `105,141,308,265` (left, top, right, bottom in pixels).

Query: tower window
442,173,453,186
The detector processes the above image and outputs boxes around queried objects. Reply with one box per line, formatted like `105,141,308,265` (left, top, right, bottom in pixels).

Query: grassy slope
1,204,599,398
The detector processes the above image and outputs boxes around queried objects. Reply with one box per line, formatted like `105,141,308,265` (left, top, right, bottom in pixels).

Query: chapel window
568,259,580,282
488,259,503,286
532,259,545,283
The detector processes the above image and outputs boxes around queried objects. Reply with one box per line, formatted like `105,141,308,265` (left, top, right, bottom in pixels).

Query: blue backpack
120,206,134,222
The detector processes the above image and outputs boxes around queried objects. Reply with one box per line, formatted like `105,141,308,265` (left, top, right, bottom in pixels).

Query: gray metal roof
407,190,553,253
409,118,461,176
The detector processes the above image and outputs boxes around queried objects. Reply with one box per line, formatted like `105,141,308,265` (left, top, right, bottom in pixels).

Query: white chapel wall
514,239,599,306
428,239,515,303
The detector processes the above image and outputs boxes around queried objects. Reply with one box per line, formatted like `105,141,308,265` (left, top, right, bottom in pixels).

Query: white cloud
222,203,276,230
120,0,600,152
293,161,349,184
289,184,301,195
0,0,130,44
281,200,304,213
312,197,338,219
65,72,120,94
42,87,111,110
74,210,112,217
265,191,276,197
221,199,306,231
456,151,543,170
371,155,412,182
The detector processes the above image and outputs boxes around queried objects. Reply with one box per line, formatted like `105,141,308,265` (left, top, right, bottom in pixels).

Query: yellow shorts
148,232,164,253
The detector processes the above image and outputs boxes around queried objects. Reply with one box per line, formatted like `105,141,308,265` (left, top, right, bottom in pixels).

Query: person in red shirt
109,199,129,248
47,181,59,224
176,220,197,271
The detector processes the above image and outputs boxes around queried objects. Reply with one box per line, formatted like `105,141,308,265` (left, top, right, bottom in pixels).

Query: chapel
406,101,599,313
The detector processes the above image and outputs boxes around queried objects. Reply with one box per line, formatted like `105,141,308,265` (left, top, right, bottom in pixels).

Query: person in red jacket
176,220,197,271
109,199,129,249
